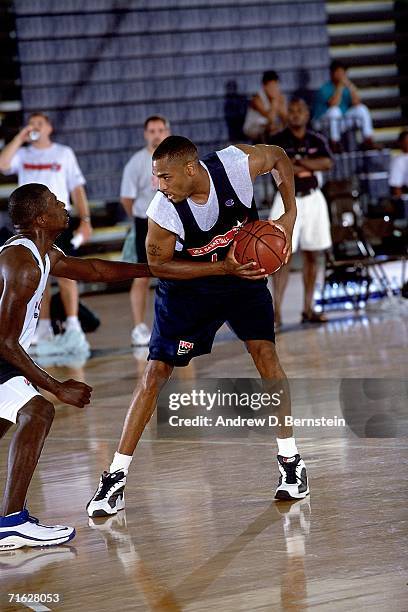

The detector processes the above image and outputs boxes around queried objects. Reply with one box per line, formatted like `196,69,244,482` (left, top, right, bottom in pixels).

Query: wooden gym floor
0,269,407,611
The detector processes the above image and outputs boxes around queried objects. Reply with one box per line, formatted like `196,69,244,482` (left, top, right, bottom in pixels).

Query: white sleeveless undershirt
0,238,50,351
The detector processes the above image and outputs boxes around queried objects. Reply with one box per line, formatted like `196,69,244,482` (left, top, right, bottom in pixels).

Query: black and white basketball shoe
87,470,126,517
274,454,309,500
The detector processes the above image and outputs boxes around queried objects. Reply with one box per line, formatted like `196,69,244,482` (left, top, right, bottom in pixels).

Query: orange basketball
234,220,286,274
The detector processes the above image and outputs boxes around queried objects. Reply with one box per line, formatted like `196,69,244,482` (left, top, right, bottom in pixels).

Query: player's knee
247,340,276,362
33,400,55,428
141,361,172,395
19,398,55,429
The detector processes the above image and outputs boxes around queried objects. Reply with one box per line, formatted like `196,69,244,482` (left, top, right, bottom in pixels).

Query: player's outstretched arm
0,249,91,407
146,219,266,280
49,247,152,282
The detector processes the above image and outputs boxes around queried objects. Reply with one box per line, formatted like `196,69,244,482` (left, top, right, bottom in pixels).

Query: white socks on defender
276,437,298,457
65,316,81,332
110,452,133,475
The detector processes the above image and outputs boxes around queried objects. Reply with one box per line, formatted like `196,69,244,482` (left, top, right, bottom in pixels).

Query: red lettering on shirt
186,222,245,257
23,163,61,171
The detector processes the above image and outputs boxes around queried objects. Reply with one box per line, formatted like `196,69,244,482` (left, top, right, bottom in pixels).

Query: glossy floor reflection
0,279,407,611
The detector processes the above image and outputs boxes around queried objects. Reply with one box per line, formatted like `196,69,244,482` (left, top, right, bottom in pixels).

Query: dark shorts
55,216,78,256
148,277,275,367
134,217,148,263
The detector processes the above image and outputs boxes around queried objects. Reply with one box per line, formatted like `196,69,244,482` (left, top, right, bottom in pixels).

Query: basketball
234,220,286,274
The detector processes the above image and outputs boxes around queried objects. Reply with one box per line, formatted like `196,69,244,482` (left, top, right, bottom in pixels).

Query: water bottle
29,130,40,142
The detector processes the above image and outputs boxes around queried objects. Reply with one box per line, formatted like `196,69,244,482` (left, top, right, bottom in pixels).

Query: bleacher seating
12,0,330,199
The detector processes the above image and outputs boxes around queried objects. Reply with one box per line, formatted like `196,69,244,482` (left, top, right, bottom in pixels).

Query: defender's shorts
0,376,41,424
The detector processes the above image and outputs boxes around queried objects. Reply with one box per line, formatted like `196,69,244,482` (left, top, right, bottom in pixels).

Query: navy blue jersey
172,152,258,263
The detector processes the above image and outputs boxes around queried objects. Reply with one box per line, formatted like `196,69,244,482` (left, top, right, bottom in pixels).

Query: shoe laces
280,457,298,484
26,512,39,524
27,514,46,527
97,470,125,498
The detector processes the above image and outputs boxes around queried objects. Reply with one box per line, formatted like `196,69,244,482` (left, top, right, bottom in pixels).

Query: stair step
371,108,403,121
328,21,394,36
327,1,393,15
328,6,408,25
359,85,399,100
330,52,408,68
348,65,397,78
373,126,404,143
330,31,400,46
373,118,406,130
353,73,408,88
365,95,408,110
330,42,396,58
0,183,17,199
0,100,21,112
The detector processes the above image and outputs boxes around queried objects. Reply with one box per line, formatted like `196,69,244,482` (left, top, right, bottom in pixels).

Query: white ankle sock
276,437,298,457
37,319,53,336
110,452,132,475
65,316,81,332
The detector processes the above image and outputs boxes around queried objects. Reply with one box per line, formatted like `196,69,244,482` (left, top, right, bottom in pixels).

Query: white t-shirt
243,88,270,140
146,146,253,251
120,147,158,218
6,143,86,211
389,153,408,188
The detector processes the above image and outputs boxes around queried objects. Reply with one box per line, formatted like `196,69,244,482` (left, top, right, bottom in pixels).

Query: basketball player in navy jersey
88,137,310,518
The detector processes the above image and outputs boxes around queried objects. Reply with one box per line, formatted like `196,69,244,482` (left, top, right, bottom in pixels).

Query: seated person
313,60,377,151
389,130,408,200
243,70,288,142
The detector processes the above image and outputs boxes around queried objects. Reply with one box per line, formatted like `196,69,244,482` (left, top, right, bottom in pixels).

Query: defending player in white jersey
0,183,151,549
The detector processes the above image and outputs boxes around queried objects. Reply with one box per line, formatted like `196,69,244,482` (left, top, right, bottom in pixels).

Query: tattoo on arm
148,243,162,257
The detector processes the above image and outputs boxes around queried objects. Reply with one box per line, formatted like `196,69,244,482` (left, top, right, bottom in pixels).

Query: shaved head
152,135,198,166
9,183,50,228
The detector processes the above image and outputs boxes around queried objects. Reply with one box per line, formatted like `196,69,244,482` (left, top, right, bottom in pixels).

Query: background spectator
120,115,170,347
0,112,91,356
389,129,408,199
243,71,288,142
269,98,333,328
313,60,377,152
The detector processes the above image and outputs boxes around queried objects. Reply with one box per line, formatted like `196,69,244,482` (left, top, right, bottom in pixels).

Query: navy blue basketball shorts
148,277,275,367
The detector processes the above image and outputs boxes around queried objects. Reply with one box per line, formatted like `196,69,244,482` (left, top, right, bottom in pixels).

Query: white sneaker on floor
0,509,75,550
131,323,151,346
32,329,90,358
87,470,126,518
30,334,65,357
275,454,310,500
58,328,90,354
